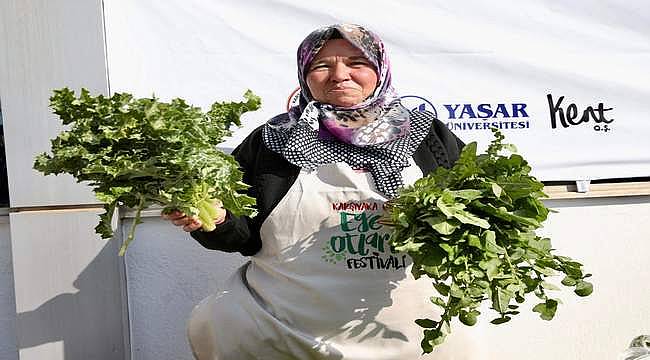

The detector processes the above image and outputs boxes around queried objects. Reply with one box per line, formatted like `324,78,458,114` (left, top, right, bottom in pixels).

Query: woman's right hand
162,210,204,232
162,203,227,233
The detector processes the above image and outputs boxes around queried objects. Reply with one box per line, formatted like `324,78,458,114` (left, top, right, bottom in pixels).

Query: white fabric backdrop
103,0,650,181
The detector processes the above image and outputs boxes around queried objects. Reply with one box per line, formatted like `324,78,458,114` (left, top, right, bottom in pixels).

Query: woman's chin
328,98,361,108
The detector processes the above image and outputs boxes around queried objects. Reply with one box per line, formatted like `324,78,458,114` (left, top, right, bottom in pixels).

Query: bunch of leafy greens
34,88,260,255
387,128,593,353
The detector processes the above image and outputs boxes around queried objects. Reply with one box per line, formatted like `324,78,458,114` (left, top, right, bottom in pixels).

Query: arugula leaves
387,129,593,353
34,88,260,255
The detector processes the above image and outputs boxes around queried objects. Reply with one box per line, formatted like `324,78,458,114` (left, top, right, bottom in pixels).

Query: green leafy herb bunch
387,128,593,353
34,88,260,255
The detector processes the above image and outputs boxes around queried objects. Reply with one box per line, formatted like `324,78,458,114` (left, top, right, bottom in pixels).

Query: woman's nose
330,62,351,82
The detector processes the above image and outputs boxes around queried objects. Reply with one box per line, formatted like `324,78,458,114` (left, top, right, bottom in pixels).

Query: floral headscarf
281,23,410,146
262,24,433,197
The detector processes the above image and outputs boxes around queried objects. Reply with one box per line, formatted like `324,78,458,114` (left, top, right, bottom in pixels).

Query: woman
166,24,480,359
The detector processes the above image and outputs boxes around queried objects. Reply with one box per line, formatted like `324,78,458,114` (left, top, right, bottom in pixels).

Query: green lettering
330,235,346,253
357,233,370,256
363,232,383,253
368,214,382,231
354,212,369,232
345,233,359,255
340,212,354,231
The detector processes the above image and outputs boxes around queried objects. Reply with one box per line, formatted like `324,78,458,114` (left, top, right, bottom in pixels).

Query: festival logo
546,94,614,133
322,201,408,271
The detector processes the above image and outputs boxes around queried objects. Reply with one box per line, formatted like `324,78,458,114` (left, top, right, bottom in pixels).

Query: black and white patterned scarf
263,110,433,198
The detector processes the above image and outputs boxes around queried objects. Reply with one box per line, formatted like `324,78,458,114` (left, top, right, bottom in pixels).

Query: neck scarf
263,24,432,197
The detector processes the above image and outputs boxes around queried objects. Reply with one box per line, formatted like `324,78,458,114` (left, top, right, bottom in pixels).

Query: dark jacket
190,112,464,256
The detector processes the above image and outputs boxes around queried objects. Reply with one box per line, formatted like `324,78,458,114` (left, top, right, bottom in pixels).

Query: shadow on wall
0,221,18,360
15,240,126,358
1,124,10,207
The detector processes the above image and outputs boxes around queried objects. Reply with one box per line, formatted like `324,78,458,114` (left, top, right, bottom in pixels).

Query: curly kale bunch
34,88,260,255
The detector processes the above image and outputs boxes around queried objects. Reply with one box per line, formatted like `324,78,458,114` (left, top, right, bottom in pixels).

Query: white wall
124,196,650,360
0,215,18,360
475,196,650,359
0,0,107,207
122,216,246,360
3,189,648,360
9,210,128,360
0,1,129,359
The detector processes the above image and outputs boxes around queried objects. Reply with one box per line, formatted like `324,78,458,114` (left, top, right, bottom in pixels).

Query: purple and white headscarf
279,23,410,146
263,24,433,197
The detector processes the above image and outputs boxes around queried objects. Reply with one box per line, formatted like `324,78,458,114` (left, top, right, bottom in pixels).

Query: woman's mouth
329,87,355,92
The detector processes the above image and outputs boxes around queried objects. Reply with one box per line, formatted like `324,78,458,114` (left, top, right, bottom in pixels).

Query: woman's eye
310,64,328,71
350,61,371,67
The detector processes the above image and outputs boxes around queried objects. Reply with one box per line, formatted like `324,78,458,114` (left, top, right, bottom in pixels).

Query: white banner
103,0,650,181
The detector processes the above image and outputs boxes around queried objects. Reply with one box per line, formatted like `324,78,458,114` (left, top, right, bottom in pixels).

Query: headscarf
263,24,433,197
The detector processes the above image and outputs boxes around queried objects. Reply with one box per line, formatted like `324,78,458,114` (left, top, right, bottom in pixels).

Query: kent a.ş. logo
547,94,614,132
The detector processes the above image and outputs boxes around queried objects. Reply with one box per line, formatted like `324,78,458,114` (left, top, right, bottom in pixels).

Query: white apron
188,160,482,359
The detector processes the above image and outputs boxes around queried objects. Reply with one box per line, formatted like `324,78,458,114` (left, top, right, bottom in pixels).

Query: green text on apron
188,160,482,359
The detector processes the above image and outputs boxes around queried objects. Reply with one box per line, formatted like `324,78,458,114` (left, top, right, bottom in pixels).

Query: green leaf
397,212,410,227
492,287,514,313
450,189,483,201
574,281,594,297
450,283,465,298
430,296,447,309
490,316,511,325
421,329,447,354
421,338,433,354
415,244,447,267
529,237,552,252
436,192,466,218
424,216,460,235
415,318,438,328
491,183,503,198
561,276,578,286
95,201,117,239
540,281,560,291
479,258,501,280
393,241,425,253
532,264,556,277
439,243,456,258
483,230,505,254
467,285,484,297
453,209,491,229
471,201,541,228
467,234,483,250
433,283,450,297
533,299,558,320
459,310,479,326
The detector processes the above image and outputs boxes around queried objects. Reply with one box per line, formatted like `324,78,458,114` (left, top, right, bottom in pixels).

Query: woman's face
306,39,378,108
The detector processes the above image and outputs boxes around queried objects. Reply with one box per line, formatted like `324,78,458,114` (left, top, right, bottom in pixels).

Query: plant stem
119,195,145,256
